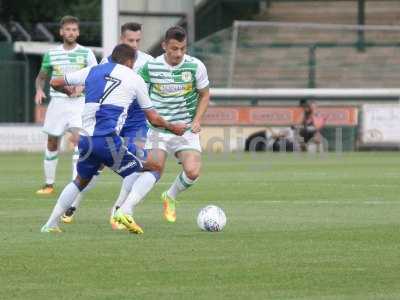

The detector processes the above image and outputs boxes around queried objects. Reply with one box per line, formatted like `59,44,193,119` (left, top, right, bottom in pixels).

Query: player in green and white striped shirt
116,26,210,223
34,16,97,195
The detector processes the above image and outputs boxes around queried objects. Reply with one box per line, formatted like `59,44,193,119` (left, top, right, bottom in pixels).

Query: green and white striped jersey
139,54,209,127
40,44,97,98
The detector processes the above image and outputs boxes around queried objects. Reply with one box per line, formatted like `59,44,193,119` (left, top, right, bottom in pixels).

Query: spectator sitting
298,99,326,152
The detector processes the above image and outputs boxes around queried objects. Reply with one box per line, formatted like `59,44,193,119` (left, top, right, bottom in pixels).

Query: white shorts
43,97,84,137
144,128,202,155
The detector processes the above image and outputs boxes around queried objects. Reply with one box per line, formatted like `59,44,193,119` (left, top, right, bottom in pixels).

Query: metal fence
192,21,400,89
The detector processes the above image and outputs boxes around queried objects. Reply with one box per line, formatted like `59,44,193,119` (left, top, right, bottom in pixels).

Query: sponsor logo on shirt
156,83,186,95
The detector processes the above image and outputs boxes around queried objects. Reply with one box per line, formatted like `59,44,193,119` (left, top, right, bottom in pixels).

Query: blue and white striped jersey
100,50,153,132
64,62,153,136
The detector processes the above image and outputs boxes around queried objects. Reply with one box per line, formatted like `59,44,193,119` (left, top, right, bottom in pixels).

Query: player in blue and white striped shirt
40,44,186,234
61,23,153,227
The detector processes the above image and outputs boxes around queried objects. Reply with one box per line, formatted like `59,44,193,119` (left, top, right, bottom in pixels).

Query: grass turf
0,152,399,300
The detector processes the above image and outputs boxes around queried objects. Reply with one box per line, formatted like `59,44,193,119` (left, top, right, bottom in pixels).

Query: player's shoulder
100,56,110,65
74,44,95,54
139,55,161,71
183,54,206,68
111,64,138,82
137,50,153,61
151,54,165,64
46,44,64,55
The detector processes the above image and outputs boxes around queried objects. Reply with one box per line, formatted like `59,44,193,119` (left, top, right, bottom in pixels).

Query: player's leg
40,175,92,232
70,131,80,180
116,128,167,218
60,129,81,222
36,136,59,195
169,150,201,198
60,169,102,224
67,97,85,180
60,99,98,223
162,131,202,222
101,135,148,234
114,151,165,234
162,150,201,222
37,99,66,194
109,126,149,224
41,135,100,232
117,149,166,217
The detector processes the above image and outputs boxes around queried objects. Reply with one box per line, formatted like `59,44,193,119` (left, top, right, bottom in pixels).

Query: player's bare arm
69,85,85,97
191,87,210,133
49,78,76,96
144,109,186,136
34,70,49,105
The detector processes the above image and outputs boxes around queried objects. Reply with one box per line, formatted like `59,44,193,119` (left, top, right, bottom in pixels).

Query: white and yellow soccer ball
197,205,226,232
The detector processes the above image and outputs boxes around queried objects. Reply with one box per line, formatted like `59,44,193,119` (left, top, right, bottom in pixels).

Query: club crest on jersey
181,71,192,82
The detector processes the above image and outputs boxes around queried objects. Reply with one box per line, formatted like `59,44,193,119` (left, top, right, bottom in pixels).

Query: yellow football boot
40,225,62,233
36,184,55,195
161,191,176,223
113,210,143,234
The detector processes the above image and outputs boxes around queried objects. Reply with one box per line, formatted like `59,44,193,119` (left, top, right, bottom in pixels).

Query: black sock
65,206,76,216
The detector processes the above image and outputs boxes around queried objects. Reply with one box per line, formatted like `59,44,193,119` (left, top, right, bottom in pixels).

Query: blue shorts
77,135,143,180
120,124,148,146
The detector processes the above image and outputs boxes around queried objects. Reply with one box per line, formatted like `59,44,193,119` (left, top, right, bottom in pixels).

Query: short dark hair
164,26,186,42
299,99,308,107
111,44,137,65
121,22,142,35
60,15,79,28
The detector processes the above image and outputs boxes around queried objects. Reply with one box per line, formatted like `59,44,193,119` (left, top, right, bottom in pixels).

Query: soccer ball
197,205,226,232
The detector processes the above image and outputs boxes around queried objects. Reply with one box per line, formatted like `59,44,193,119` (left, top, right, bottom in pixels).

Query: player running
35,15,97,195
113,26,210,223
61,22,153,227
40,44,186,234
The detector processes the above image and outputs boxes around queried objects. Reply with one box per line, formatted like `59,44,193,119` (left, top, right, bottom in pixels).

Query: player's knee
73,175,90,191
47,137,58,151
68,134,79,146
152,160,164,174
185,166,201,181
145,159,163,174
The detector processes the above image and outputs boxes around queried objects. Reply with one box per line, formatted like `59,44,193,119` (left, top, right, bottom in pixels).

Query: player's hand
69,85,84,97
169,122,187,136
34,90,46,105
62,86,75,96
191,120,201,133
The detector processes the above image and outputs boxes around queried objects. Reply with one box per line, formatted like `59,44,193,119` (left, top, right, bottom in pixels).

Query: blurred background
1,0,399,152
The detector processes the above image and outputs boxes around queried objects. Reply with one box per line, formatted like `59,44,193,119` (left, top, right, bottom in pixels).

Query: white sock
111,188,129,217
120,172,158,215
71,194,83,210
44,182,80,228
167,171,197,199
72,146,79,180
70,173,100,209
111,172,140,216
44,149,58,185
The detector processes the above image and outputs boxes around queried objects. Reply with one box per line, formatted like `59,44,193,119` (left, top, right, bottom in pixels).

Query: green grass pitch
0,152,400,300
